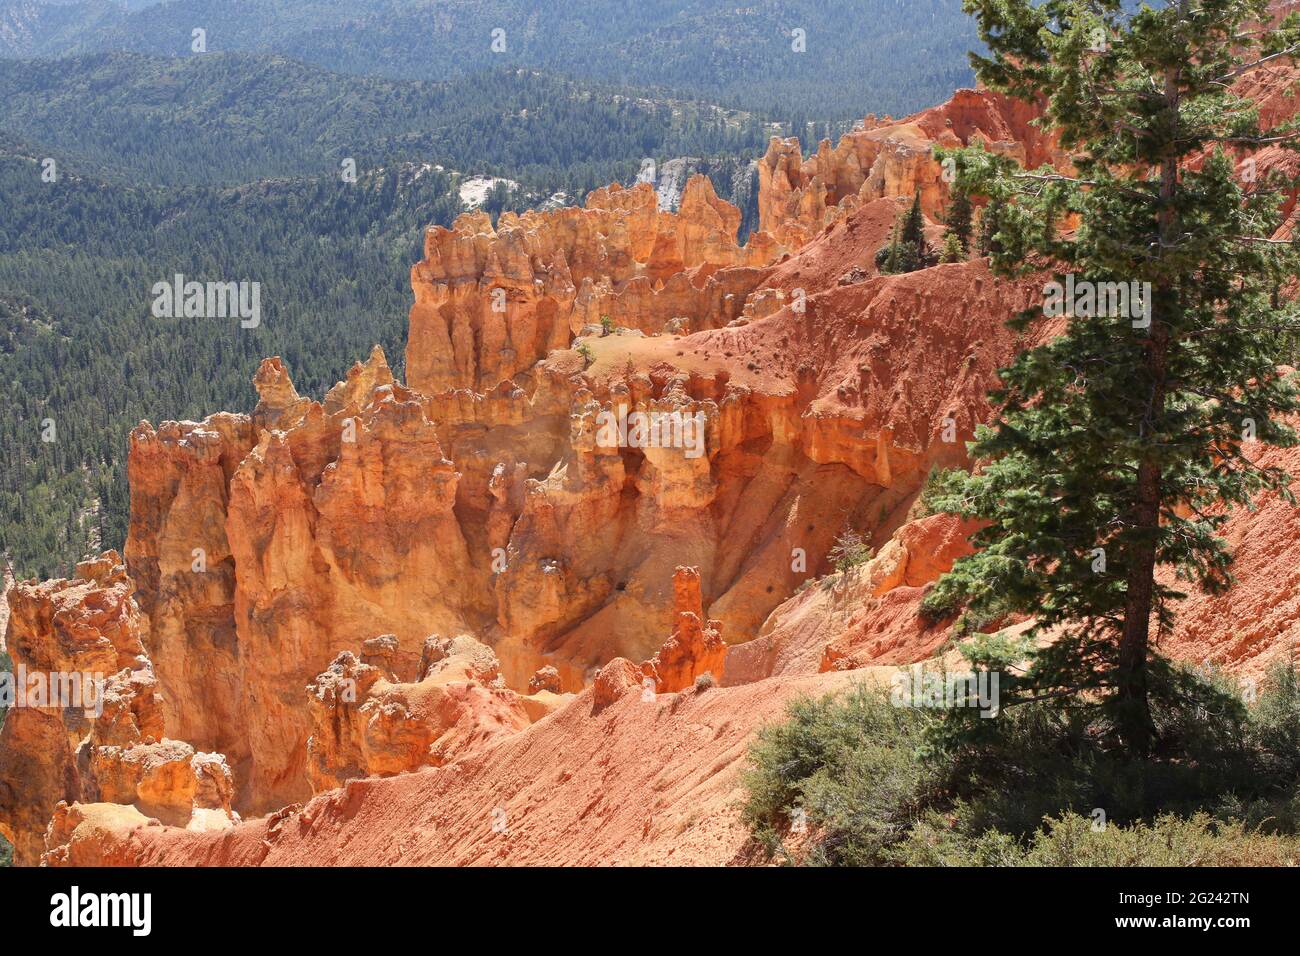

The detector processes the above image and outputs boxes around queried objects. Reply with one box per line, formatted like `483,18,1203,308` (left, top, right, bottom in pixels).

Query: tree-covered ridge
0,52,777,189
0,0,978,117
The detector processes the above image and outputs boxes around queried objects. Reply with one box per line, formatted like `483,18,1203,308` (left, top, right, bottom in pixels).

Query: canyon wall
7,57,1300,864
0,84,1068,845
91,112,1025,817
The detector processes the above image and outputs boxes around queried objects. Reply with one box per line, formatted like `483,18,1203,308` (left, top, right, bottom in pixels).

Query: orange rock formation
407,177,781,395
641,567,727,692
304,635,549,793
757,88,1063,248
0,553,236,865
8,52,1300,865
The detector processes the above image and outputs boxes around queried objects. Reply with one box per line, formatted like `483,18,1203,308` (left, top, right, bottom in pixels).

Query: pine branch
1211,43,1300,85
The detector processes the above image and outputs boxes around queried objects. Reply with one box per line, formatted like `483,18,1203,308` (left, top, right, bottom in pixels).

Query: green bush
742,682,937,865
890,810,1300,866
742,660,1300,866
1247,658,1300,780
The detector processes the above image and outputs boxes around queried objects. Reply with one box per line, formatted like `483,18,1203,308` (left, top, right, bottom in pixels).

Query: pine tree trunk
1117,459,1160,755
1117,296,1170,757
1116,69,1181,756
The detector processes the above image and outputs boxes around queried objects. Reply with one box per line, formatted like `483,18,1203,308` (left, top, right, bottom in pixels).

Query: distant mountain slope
0,0,117,57
0,0,977,116
0,51,775,188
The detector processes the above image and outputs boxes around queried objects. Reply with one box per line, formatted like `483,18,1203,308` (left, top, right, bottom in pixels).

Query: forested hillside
0,151,447,579
0,0,977,117
0,52,775,189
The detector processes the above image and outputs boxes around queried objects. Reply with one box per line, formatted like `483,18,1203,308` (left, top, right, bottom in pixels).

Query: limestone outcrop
225,349,494,812
758,88,1063,248
641,567,727,693
0,552,236,865
407,178,782,396
304,635,545,793
124,412,253,779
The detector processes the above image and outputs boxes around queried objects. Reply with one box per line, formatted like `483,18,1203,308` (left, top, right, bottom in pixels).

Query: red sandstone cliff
83,105,1042,821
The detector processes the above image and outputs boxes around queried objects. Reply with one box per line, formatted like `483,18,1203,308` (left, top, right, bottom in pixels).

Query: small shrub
827,528,873,574
694,671,717,692
1019,813,1300,867
1247,657,1300,780
575,342,595,367
888,810,1300,866
742,682,937,865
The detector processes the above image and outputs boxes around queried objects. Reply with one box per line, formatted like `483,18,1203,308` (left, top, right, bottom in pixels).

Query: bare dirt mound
47,670,872,867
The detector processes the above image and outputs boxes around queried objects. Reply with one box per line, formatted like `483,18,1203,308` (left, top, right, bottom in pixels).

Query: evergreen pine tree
925,0,1300,754
900,191,930,267
877,220,904,273
940,231,965,263
944,187,974,252
877,196,928,273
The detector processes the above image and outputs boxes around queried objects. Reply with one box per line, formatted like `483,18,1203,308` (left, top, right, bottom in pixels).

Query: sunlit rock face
406,177,782,397
758,87,1064,248
303,636,552,794
640,566,728,693
125,413,253,789
15,60,1300,866
32,88,1040,817
0,553,236,865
